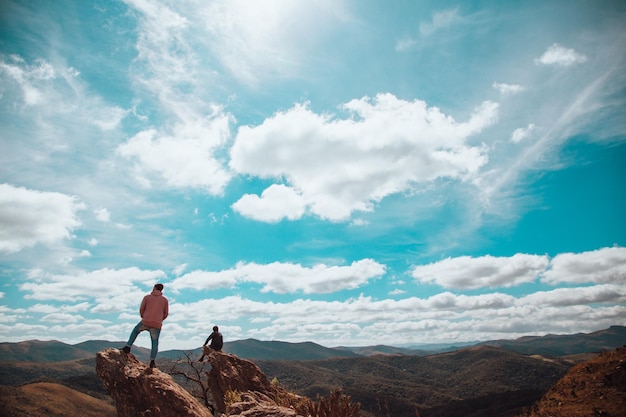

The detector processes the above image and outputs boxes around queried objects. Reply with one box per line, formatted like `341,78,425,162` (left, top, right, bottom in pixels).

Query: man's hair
154,283,164,291
213,326,219,331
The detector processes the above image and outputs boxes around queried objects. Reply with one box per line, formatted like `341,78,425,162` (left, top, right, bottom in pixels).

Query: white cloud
420,8,463,35
42,313,83,323
0,184,85,253
231,184,306,222
19,267,165,302
170,259,386,294
493,82,526,96
2,258,624,350
117,114,233,194
167,284,625,348
94,208,111,222
511,123,536,143
541,247,626,285
0,55,126,129
196,0,349,86
0,56,55,106
535,43,588,67
521,284,626,307
230,94,498,221
126,0,348,88
173,263,188,276
412,254,549,289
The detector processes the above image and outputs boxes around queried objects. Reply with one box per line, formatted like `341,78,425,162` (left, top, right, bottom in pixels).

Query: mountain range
0,326,624,417
2,325,623,363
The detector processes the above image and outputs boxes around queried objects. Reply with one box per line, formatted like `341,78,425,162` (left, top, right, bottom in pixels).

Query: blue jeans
126,322,161,360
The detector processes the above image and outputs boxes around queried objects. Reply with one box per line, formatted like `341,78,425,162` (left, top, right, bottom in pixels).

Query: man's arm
162,299,169,320
139,296,148,317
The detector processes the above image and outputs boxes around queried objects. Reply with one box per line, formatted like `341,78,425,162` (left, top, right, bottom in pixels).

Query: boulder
203,346,277,413
96,348,213,417
227,391,298,417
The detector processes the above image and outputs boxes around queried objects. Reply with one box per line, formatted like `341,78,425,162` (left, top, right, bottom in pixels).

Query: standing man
122,283,169,369
199,325,223,361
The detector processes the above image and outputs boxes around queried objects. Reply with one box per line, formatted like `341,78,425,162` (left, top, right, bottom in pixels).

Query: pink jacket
140,289,169,329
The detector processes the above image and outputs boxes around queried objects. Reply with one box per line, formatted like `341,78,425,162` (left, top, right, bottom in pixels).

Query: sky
1,0,625,352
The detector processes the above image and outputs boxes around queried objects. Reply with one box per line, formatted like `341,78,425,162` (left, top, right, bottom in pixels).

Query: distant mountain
223,338,361,360
335,344,434,356
1,325,624,365
0,340,159,364
477,325,626,356
73,340,127,354
0,340,94,362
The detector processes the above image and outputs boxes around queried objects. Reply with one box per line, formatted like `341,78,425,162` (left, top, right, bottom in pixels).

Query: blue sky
1,0,625,351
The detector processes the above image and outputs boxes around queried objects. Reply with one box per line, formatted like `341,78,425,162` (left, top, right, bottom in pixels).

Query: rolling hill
477,325,626,356
0,381,116,417
256,345,572,417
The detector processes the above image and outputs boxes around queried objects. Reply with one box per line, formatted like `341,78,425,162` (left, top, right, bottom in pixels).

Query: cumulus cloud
117,114,232,194
541,247,626,285
118,1,243,195
521,284,626,307
231,184,306,223
230,94,498,221
411,248,626,291
170,284,625,347
511,123,536,143
2,255,624,349
0,184,85,253
19,267,165,302
412,254,549,289
170,259,386,294
94,208,111,222
535,43,588,67
42,313,83,323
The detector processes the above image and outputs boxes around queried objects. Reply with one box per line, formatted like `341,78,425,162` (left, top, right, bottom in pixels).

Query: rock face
96,348,213,417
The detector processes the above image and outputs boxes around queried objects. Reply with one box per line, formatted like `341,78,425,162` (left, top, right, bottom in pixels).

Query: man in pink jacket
122,283,169,368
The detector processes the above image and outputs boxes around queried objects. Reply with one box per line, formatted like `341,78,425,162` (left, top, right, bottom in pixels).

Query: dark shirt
204,331,223,350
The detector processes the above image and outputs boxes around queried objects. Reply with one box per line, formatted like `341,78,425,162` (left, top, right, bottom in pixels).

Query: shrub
224,389,242,407
298,388,361,417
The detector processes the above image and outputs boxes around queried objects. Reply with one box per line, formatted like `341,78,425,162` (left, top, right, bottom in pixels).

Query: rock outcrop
522,346,626,417
96,348,213,417
97,347,304,417
203,346,276,413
